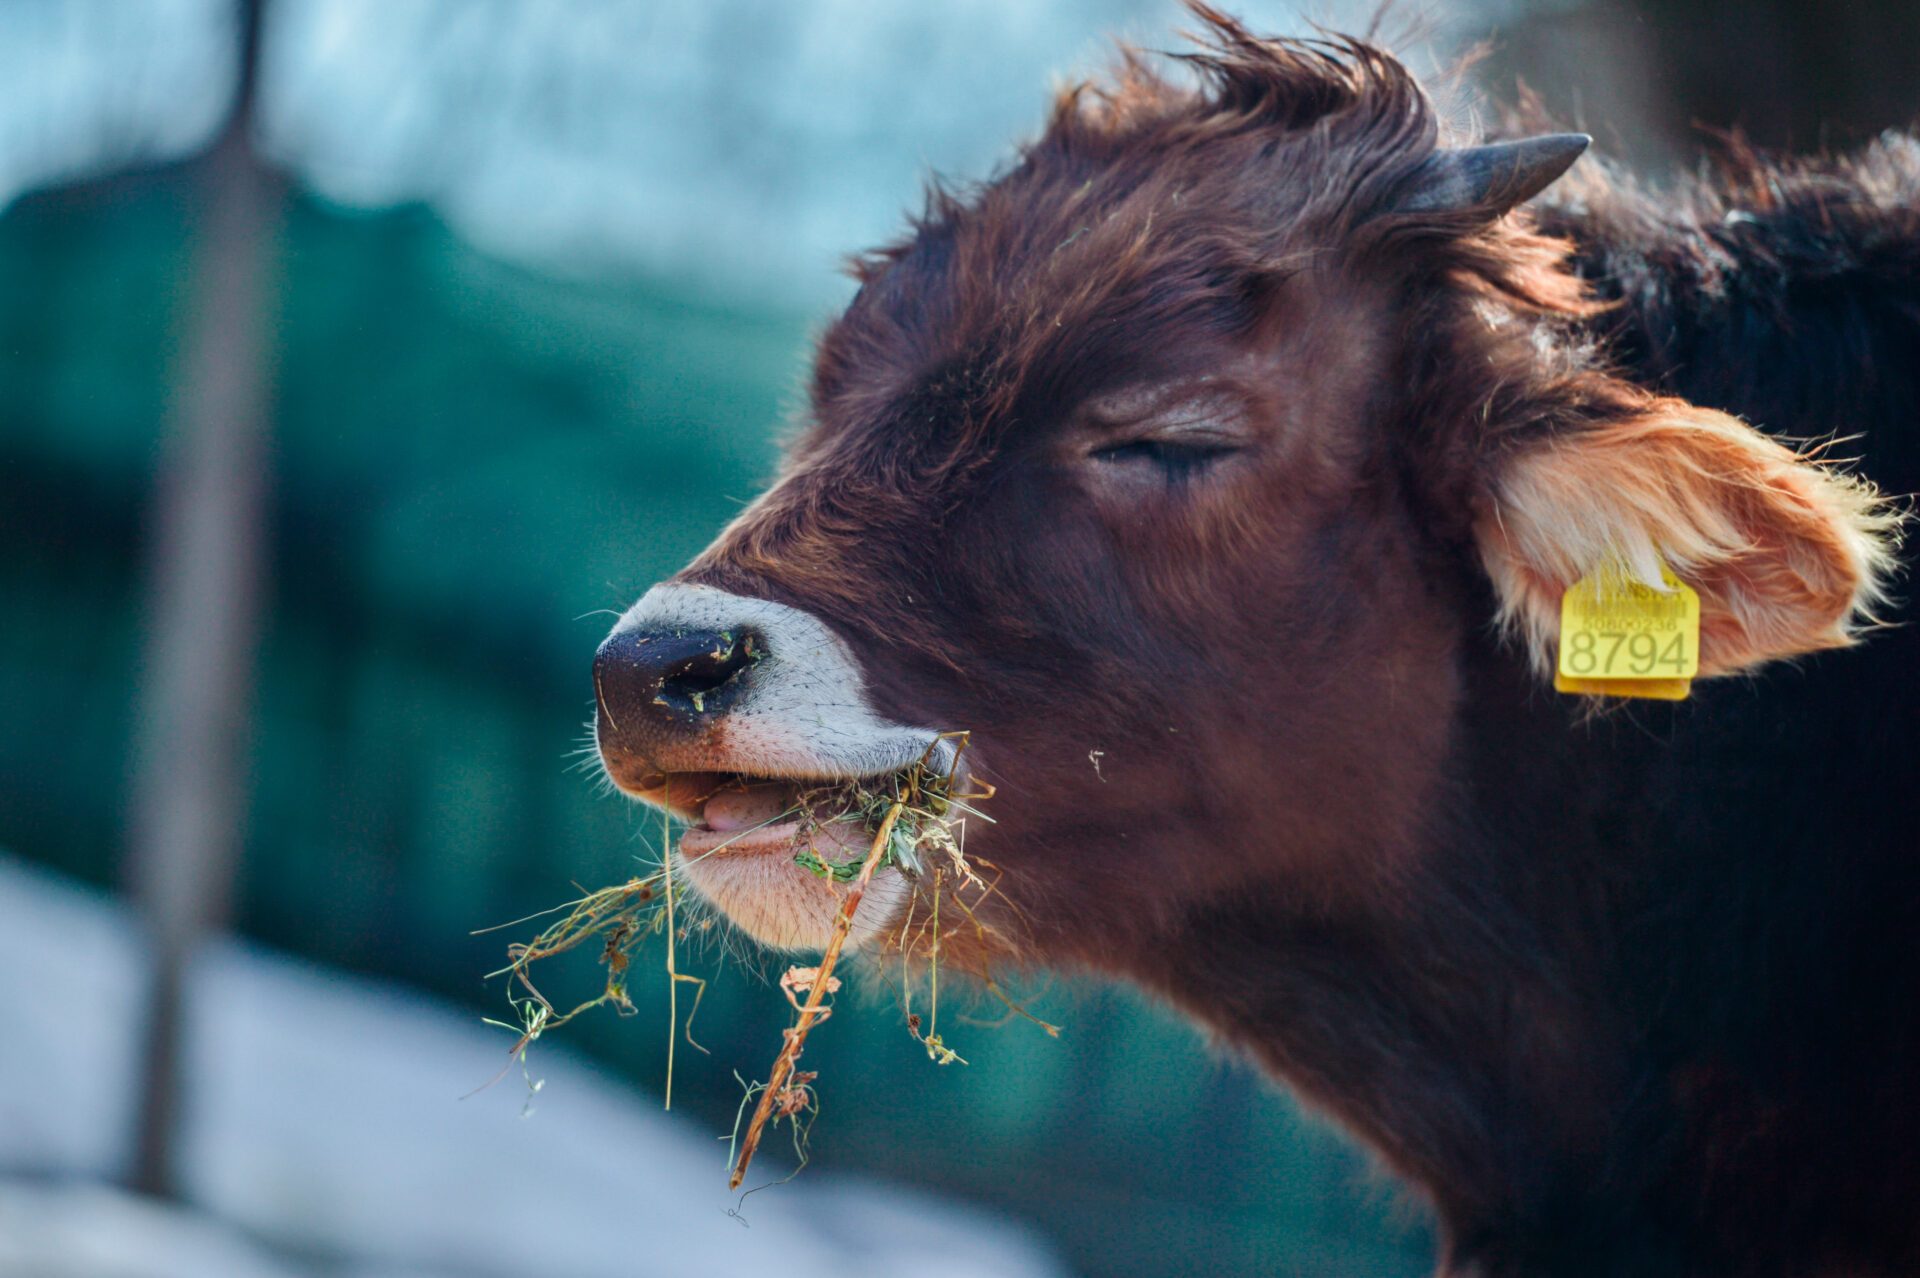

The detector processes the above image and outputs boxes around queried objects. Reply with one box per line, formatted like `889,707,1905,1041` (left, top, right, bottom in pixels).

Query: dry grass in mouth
478,730,1059,1193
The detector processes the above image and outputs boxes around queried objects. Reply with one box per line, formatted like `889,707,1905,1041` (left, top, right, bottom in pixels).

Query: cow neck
1134,630,1656,1253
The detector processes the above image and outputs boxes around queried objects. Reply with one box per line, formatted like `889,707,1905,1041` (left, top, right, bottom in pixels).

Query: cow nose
593,626,761,762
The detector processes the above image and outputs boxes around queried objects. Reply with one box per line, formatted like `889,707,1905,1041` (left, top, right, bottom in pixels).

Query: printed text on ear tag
1554,560,1701,701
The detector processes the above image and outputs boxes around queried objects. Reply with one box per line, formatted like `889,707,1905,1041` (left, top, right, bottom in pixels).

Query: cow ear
1400,134,1591,218
1473,398,1899,679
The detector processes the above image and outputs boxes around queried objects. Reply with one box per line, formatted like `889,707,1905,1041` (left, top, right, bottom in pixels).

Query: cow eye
1089,436,1239,480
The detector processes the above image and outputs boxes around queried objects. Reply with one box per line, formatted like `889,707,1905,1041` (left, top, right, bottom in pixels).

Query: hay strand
728,798,902,1190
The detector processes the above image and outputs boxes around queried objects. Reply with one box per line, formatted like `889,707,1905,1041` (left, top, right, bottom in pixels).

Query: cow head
592,10,1894,974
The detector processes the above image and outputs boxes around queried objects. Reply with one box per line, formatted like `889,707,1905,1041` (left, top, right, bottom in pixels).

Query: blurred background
2,2,1915,1276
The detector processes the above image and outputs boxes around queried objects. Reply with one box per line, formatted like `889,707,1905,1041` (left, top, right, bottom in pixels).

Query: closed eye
1089,437,1240,479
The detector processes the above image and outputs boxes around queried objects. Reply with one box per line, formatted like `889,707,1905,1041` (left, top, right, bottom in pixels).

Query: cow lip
671,772,887,862
619,767,887,821
676,812,808,861
617,739,967,868
617,769,739,822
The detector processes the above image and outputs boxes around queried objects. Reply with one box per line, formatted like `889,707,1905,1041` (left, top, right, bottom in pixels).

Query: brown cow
592,8,1918,1276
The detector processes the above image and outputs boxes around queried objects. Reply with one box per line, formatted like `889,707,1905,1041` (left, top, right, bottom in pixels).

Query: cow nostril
595,626,764,750
656,631,758,715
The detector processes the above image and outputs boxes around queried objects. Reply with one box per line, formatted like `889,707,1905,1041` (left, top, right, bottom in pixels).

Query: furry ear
1475,398,1899,679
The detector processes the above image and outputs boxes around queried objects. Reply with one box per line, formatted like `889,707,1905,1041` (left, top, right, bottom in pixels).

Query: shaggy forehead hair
805,3,1590,457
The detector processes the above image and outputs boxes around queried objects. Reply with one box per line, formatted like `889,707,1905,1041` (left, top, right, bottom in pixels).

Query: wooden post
124,0,285,1199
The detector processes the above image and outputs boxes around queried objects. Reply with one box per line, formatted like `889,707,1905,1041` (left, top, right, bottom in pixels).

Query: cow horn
1400,133,1591,216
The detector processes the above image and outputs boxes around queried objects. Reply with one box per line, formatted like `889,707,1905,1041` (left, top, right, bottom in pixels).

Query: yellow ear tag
1554,560,1701,701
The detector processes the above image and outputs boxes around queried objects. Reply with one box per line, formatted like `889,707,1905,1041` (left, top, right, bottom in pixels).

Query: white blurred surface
0,854,1064,1278
0,0,231,206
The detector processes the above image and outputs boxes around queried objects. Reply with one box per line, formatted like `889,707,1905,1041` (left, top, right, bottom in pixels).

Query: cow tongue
701,781,796,833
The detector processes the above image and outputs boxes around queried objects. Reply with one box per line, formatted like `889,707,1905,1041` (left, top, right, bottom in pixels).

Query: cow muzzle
592,582,953,951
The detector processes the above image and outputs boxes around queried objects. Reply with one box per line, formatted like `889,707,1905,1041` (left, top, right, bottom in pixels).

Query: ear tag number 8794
1554,560,1701,701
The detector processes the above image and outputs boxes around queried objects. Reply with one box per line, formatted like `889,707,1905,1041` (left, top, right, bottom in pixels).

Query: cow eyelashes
1089,436,1241,480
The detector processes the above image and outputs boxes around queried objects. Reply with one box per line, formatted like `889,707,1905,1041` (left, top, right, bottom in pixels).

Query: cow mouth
624,770,900,867
611,741,971,951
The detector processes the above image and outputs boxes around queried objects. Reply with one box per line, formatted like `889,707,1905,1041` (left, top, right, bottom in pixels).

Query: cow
590,8,1918,1276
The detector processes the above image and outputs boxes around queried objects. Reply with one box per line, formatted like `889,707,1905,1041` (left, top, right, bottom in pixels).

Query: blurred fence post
124,0,284,1199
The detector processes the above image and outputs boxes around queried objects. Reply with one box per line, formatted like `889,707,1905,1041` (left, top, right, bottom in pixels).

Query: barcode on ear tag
1555,561,1700,701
